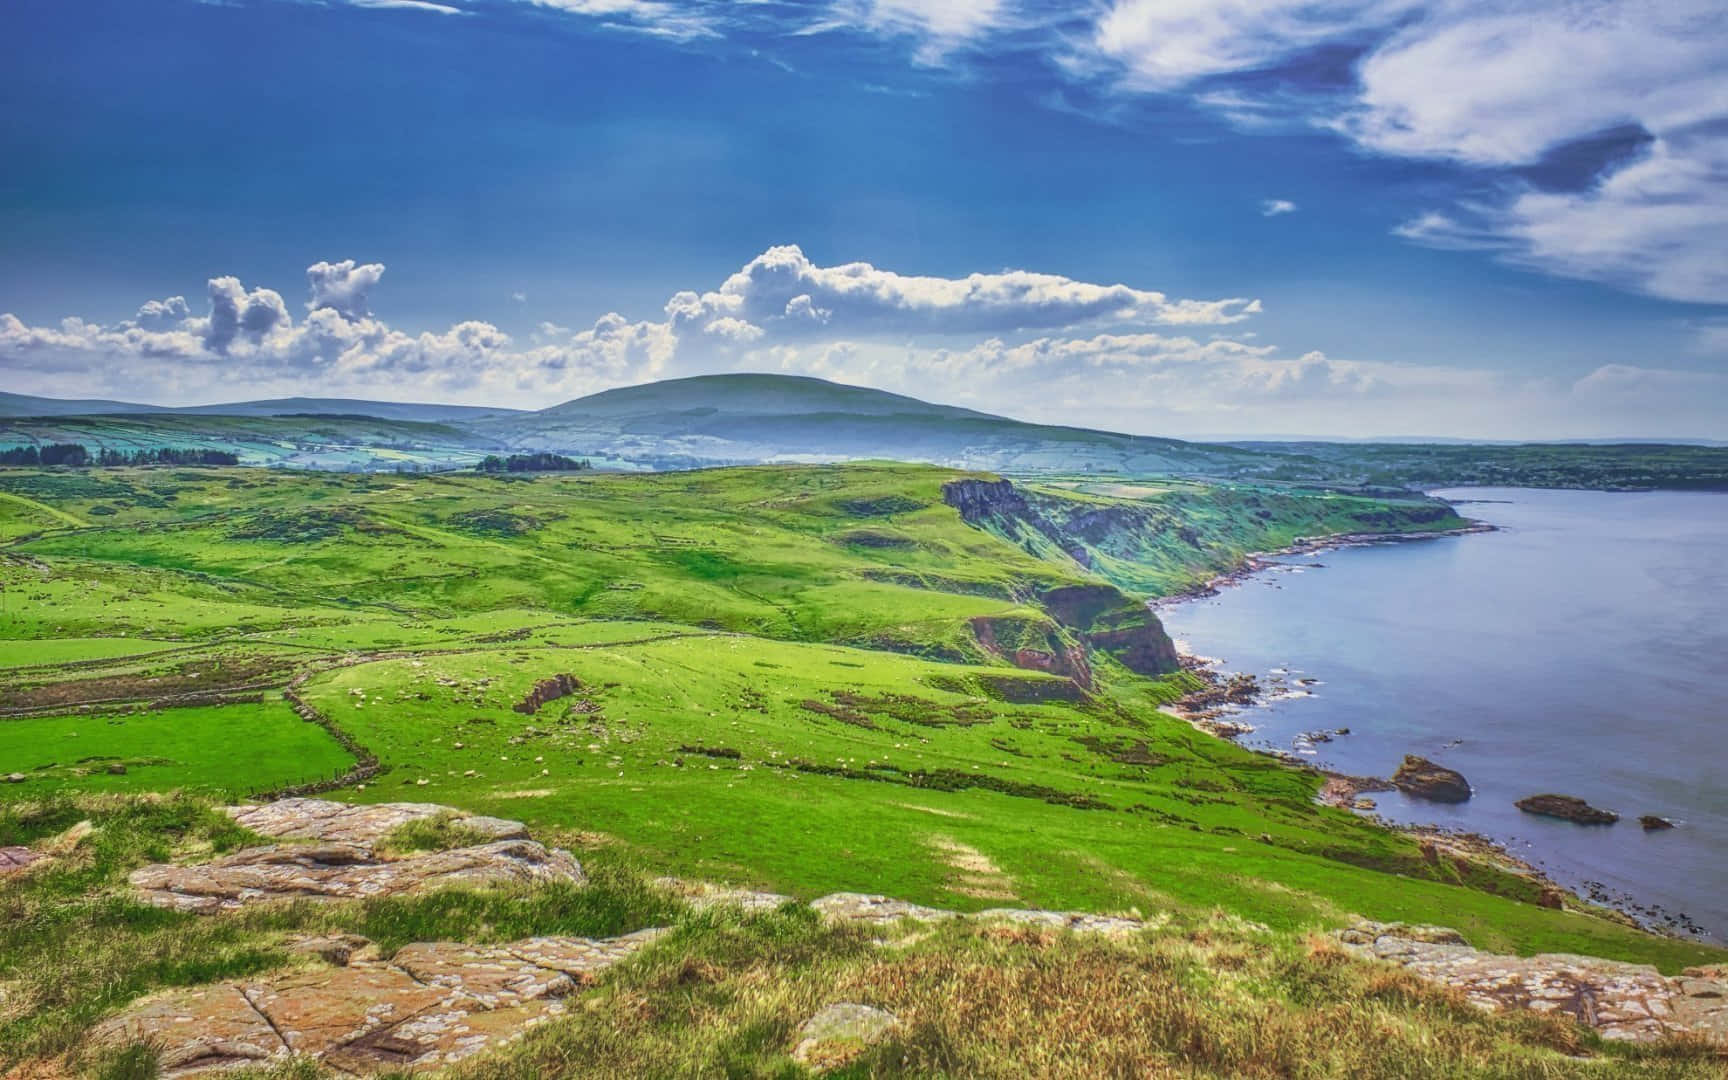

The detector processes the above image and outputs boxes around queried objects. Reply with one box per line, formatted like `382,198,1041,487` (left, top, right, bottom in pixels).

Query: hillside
7,375,1728,488
482,374,1266,475
0,391,520,423
2,462,1723,1076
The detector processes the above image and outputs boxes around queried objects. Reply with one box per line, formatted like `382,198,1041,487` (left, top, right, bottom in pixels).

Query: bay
1157,487,1728,941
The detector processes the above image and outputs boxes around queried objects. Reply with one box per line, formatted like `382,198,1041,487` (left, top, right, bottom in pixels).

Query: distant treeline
477,453,592,473
0,443,240,467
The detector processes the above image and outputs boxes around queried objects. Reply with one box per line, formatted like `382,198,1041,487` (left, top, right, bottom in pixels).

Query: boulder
791,1003,900,1071
1515,794,1619,825
1390,756,1471,803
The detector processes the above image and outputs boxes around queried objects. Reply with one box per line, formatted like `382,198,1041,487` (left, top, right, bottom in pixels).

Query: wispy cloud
346,0,469,14
1260,199,1297,217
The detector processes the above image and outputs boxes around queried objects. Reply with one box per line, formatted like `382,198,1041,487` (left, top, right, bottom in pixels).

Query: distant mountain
486,373,1267,474
0,391,521,423
535,373,992,421
6,375,1724,488
0,391,166,417
172,397,523,422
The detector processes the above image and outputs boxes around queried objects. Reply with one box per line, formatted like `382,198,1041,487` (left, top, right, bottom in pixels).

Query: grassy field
1,461,1722,1073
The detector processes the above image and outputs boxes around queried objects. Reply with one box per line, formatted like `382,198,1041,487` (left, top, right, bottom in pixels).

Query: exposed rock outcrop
90,929,666,1076
1391,756,1471,803
132,840,585,914
228,798,529,847
1640,815,1675,831
131,800,582,913
941,480,1181,677
1336,920,1728,1044
513,673,582,715
1515,794,1619,825
810,892,1150,936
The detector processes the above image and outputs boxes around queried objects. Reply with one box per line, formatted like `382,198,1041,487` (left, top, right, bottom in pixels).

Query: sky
1,0,1725,439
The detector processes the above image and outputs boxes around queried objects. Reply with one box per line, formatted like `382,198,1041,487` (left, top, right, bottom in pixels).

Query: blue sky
2,0,1725,438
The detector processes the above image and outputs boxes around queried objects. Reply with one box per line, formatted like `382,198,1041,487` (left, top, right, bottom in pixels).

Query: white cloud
0,247,1249,402
1084,0,1728,305
1093,0,1415,92
827,0,1007,61
1260,199,1297,217
306,259,386,319
7,248,1719,436
664,244,1258,344
347,0,468,14
518,0,719,40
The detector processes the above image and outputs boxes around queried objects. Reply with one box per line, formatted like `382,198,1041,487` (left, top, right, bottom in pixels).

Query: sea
1156,487,1728,941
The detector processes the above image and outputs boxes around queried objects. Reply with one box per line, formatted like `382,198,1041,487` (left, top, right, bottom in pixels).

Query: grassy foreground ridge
2,461,1723,1075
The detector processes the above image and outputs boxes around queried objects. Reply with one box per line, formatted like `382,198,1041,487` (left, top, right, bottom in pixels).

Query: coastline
1150,516,1701,940
1149,521,1496,611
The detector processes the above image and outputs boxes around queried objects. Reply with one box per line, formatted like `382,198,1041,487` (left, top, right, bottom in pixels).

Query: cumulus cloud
306,259,386,319
0,247,1253,403
1260,199,1297,217
663,244,1258,344
7,247,1715,436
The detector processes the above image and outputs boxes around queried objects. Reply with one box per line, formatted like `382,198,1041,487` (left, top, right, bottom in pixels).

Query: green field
2,463,1716,971
4,460,1725,1075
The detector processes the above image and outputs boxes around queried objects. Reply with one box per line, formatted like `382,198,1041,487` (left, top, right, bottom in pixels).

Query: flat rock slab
0,845,42,877
240,965,450,1057
90,983,285,1074
505,928,667,981
391,942,577,1009
91,928,668,1076
812,893,959,927
1337,920,1728,1044
654,876,793,913
225,799,529,847
131,840,585,913
812,892,1148,936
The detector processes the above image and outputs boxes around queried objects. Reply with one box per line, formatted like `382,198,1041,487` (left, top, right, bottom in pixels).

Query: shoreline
1149,521,1496,611
1151,518,1706,941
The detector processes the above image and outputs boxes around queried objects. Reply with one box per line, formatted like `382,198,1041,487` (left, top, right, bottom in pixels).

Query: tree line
0,443,240,467
476,453,593,473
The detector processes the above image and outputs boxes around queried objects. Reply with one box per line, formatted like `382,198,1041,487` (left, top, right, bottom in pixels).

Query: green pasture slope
1,462,1719,977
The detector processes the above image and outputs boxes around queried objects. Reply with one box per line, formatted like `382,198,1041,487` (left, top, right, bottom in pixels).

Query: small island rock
1515,794,1618,825
1391,756,1471,803
1639,815,1675,831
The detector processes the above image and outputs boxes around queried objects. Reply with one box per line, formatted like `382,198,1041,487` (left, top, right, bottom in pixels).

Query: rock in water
1515,794,1619,825
1391,756,1471,803
1639,815,1675,831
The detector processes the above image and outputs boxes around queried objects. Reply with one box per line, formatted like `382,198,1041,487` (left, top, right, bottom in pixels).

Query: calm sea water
1157,487,1728,941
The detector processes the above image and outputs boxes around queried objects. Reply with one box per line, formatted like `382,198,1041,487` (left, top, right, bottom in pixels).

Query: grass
0,461,1723,1075
0,795,684,1065
426,906,1724,1079
0,699,354,799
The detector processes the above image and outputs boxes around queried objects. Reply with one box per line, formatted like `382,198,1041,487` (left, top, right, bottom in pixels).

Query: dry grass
440,908,1725,1080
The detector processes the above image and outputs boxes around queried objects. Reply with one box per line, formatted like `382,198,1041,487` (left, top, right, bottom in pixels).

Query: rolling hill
4,374,1727,488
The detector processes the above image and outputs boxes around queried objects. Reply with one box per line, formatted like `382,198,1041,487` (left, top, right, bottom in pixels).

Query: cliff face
942,481,1181,678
